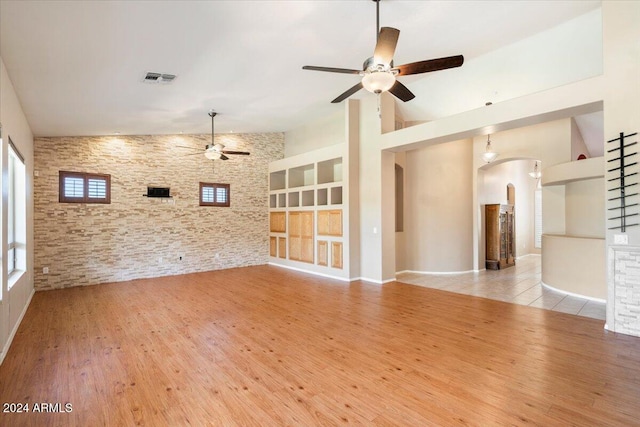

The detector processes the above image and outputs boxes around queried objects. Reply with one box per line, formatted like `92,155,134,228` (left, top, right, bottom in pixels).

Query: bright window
8,138,27,281
534,189,542,249
59,171,111,204
199,182,230,207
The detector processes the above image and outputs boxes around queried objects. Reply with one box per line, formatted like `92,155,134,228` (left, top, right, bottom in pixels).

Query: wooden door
278,237,286,259
288,212,300,260
289,211,313,263
318,240,328,266
269,237,277,257
270,212,286,232
331,242,343,269
328,210,342,236
300,212,314,263
318,209,342,236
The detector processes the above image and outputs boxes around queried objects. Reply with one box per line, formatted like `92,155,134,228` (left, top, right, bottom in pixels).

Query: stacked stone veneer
612,248,640,335
34,133,284,290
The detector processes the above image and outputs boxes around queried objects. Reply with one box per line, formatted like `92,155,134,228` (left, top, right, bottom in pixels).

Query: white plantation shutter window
202,186,215,203
216,186,227,203
64,177,84,198
60,171,111,203
200,182,230,207
87,178,107,199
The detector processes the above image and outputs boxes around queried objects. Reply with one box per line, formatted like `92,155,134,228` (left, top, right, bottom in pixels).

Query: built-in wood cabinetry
485,204,515,270
270,212,286,232
270,237,277,257
269,146,347,276
331,242,343,269
278,237,286,259
318,240,328,266
288,211,314,263
318,210,342,236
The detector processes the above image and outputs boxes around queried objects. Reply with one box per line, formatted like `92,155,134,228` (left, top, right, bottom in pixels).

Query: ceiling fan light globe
362,71,396,94
204,151,221,160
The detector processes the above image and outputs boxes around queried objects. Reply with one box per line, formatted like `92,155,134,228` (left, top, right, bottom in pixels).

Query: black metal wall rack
608,131,639,231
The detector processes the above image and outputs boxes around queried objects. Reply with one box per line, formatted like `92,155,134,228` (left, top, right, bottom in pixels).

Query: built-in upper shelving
542,157,604,187
270,170,286,191
318,157,342,184
289,164,315,188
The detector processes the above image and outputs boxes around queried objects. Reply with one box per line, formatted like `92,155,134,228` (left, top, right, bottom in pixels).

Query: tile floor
396,255,606,321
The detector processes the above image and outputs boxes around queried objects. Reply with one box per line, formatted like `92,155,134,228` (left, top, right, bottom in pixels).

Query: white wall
284,109,345,158
396,8,602,124
603,1,640,335
571,118,590,160
403,138,474,272
0,56,34,365
565,178,605,238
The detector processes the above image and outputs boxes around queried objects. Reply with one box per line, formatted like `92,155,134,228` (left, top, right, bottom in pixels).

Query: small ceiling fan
302,0,464,103
180,111,250,160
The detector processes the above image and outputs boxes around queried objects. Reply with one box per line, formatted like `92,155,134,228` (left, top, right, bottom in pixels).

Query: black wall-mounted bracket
607,131,639,232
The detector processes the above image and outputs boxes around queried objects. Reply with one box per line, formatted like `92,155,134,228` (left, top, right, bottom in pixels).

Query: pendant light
529,161,542,179
481,134,498,163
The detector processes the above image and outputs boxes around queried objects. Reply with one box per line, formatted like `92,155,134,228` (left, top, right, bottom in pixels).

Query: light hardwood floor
1,265,639,426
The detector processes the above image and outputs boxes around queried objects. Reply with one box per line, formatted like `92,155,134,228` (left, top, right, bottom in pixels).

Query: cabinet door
278,237,287,259
331,242,343,269
317,210,330,235
318,240,328,266
288,212,300,260
300,212,314,263
318,209,342,236
289,212,300,236
270,212,286,232
270,236,277,257
328,210,342,236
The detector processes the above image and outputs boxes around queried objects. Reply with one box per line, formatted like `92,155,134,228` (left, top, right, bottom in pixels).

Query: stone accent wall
612,247,640,335
33,133,283,290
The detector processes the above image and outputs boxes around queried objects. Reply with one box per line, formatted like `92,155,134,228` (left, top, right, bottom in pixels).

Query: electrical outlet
614,234,628,245
43,267,49,274
158,257,163,263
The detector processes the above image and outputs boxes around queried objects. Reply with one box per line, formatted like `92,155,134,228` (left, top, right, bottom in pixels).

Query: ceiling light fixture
362,68,396,94
204,111,221,159
481,134,498,163
529,161,542,179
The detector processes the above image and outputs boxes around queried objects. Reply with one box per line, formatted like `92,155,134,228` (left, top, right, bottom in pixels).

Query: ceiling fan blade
373,27,400,65
221,150,250,155
331,82,364,103
389,80,415,102
176,145,203,151
302,66,361,75
220,154,229,161
395,55,464,76
183,152,205,156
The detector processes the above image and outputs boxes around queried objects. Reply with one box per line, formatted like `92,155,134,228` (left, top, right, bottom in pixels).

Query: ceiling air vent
143,72,177,84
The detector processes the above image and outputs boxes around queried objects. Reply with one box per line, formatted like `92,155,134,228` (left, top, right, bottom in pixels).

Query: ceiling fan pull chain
377,92,382,118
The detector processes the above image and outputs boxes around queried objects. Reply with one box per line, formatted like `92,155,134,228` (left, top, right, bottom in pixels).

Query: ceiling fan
302,0,464,103
180,111,250,160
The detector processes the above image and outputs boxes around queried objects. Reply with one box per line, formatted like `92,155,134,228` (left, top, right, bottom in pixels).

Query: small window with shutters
199,182,230,207
59,171,111,204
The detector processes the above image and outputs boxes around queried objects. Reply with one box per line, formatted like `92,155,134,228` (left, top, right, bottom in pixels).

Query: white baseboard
0,288,35,366
396,269,477,275
268,262,351,282
541,281,606,303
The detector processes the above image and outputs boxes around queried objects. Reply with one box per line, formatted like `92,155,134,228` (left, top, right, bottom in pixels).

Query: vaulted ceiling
1,0,601,145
